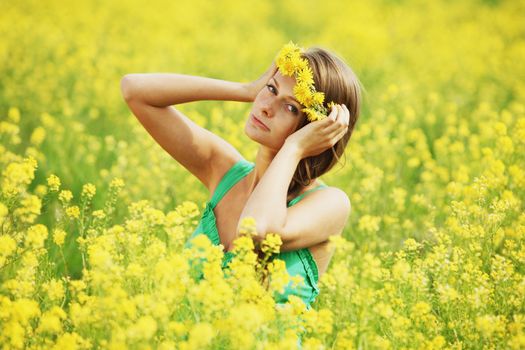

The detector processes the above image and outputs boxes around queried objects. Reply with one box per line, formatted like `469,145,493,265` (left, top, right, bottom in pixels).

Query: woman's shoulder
304,183,351,208
290,180,347,203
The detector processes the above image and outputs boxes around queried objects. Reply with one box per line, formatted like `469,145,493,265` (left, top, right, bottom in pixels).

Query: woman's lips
251,114,270,131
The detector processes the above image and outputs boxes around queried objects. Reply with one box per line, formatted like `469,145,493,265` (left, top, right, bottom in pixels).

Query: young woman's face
245,70,305,151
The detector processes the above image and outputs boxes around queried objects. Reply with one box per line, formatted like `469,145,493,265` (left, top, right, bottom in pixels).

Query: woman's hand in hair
285,104,350,159
243,61,278,102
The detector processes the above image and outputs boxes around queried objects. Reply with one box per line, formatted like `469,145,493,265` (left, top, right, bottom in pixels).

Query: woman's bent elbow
120,74,137,101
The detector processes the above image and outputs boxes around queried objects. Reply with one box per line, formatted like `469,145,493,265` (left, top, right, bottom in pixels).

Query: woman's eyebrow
271,77,301,105
271,76,280,88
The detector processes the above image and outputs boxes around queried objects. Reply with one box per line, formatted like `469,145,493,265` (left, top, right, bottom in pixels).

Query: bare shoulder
279,185,351,251
300,185,352,218
320,186,351,215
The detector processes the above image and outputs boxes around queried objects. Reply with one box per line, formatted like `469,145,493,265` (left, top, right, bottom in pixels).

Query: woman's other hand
244,61,278,102
285,104,350,159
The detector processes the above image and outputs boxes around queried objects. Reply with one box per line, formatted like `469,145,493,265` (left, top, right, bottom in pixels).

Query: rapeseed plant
1,0,524,348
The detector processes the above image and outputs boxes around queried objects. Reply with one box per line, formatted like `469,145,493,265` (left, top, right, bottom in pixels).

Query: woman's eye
266,84,298,115
266,84,276,94
288,105,299,114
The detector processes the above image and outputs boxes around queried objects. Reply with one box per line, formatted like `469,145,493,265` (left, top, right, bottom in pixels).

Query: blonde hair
287,46,364,200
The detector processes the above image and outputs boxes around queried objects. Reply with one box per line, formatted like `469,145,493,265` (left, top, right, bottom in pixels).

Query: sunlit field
1,0,524,348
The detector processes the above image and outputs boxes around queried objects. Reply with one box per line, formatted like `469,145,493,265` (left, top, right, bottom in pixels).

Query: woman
120,43,362,310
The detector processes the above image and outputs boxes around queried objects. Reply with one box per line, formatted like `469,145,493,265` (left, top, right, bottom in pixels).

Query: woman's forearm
236,141,303,246
121,73,253,107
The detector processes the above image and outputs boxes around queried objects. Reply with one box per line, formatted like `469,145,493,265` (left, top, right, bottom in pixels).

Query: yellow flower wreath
275,41,335,122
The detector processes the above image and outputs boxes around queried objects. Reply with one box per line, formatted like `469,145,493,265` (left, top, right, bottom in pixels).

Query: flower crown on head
275,41,335,122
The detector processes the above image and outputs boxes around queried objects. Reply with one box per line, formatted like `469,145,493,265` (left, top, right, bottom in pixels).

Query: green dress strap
209,158,254,209
287,181,328,207
211,158,254,265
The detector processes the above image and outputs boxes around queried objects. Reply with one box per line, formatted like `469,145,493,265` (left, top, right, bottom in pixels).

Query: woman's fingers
324,104,346,133
333,104,341,122
327,121,347,139
324,104,350,143
321,104,338,125
342,104,350,126
335,126,348,142
321,104,339,130
319,104,350,147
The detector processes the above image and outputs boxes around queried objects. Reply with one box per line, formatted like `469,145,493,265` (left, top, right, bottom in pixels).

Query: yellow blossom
403,238,422,251
13,194,41,223
436,284,460,303
81,183,96,200
268,259,291,294
109,177,125,190
1,156,37,197
35,184,47,197
36,306,67,334
0,234,17,258
0,202,8,219
30,126,46,145
58,190,73,203
53,228,67,246
47,174,61,192
293,81,314,106
10,298,41,326
186,322,215,348
358,215,381,233
92,210,106,219
312,91,325,105
275,41,333,121
8,106,21,122
168,321,187,337
25,224,48,248
238,216,258,237
476,314,507,339
127,315,158,341
261,233,282,255
53,332,88,349
297,65,314,86
390,187,407,211
66,205,80,219
302,107,327,122
42,279,65,302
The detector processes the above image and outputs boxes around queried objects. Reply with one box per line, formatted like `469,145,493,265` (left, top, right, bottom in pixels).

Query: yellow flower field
1,0,524,349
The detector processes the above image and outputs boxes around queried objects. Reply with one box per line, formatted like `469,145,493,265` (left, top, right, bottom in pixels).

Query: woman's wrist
282,140,304,162
240,81,257,102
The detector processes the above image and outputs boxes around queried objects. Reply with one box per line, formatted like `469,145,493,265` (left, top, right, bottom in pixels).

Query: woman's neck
246,146,277,193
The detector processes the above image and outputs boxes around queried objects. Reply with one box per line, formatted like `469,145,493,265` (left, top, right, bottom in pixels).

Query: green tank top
184,158,328,309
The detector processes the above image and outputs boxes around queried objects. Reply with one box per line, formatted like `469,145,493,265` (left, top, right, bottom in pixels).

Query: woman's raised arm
119,63,277,192
120,73,253,107
119,73,254,193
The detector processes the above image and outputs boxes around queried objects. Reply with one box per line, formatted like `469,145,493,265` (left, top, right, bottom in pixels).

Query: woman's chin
246,132,262,145
245,127,268,147
245,125,260,141
245,124,284,150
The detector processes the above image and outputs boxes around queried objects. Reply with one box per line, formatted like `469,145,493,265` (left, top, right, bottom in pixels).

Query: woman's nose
260,98,275,118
